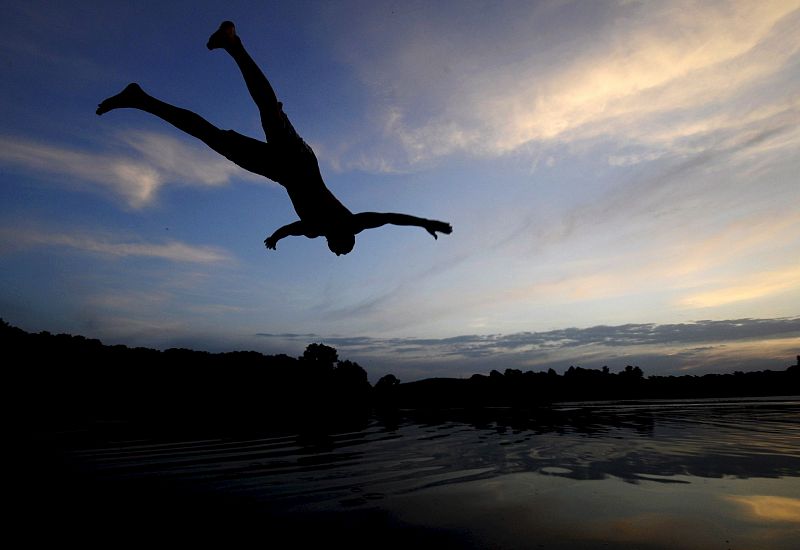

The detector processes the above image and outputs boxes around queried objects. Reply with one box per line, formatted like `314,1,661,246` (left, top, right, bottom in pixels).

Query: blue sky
1,0,798,381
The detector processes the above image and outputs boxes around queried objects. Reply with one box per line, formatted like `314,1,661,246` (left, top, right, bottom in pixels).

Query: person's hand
264,235,278,249
425,220,452,239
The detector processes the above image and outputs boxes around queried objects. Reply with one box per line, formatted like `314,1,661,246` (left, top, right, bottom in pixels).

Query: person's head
326,230,356,256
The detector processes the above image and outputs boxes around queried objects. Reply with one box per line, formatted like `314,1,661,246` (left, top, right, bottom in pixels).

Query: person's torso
268,134,353,236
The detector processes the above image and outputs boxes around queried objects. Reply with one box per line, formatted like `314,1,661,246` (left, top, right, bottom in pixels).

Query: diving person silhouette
96,21,452,256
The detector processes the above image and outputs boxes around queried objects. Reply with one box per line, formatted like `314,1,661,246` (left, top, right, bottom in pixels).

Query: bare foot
207,21,239,50
96,83,146,115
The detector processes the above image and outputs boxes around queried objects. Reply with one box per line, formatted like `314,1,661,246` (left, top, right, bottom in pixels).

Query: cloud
316,249,472,324
256,317,800,378
118,131,264,189
0,136,159,207
0,131,264,208
488,1,800,150
678,266,800,309
424,202,800,338
607,151,666,167
0,227,231,263
329,0,800,169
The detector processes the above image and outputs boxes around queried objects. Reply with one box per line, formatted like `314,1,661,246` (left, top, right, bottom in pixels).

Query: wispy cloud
0,136,159,207
0,227,231,263
329,0,800,169
678,266,800,309
118,131,264,189
0,131,264,208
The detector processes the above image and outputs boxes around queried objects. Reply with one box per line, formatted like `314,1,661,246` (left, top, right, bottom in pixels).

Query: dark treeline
5,319,798,433
375,360,799,410
5,320,370,434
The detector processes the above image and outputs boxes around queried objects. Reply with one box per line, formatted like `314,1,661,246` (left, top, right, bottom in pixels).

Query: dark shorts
218,111,318,186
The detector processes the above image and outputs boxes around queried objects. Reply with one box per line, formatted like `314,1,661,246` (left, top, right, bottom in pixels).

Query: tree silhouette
301,344,339,369
375,374,400,390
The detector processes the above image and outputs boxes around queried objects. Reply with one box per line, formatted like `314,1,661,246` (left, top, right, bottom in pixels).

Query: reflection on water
727,495,800,523
59,398,800,548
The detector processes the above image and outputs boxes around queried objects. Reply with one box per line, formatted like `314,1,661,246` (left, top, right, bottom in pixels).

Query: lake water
44,397,800,548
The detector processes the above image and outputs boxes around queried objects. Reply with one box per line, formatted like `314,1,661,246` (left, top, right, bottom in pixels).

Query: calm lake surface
42,397,800,548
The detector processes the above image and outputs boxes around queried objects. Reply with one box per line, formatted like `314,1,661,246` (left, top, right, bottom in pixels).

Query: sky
1,0,798,381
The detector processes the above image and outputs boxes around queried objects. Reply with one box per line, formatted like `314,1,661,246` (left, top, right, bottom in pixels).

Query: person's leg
96,83,280,180
97,83,221,143
207,21,295,143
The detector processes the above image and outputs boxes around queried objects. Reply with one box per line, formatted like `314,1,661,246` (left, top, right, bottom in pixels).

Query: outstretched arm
264,220,310,249
351,212,453,239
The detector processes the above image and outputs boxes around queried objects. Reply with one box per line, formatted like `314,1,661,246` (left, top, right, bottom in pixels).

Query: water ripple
67,397,800,510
